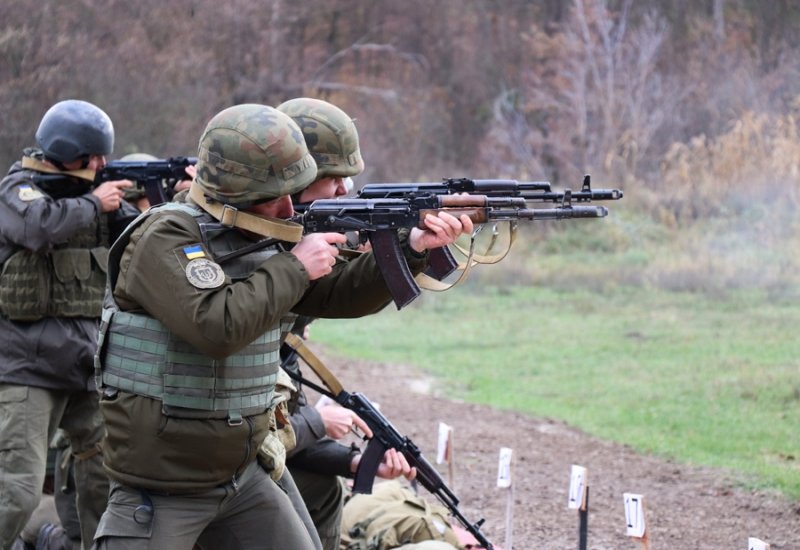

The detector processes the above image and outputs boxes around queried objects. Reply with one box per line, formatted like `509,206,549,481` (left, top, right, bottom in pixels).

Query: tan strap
189,183,304,242
72,443,102,461
415,271,458,291
450,221,517,265
284,332,344,396
416,223,518,292
21,156,96,182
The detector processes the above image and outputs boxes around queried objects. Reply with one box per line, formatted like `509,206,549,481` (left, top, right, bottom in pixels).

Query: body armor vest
0,207,110,321
96,203,294,422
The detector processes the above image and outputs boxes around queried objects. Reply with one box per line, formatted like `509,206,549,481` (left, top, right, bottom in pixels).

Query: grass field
311,282,800,499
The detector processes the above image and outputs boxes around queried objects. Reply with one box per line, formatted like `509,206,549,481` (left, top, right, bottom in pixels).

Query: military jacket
99,195,427,492
0,153,138,391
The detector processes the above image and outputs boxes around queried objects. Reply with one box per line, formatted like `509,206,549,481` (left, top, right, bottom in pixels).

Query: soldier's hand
349,448,417,481
409,211,474,253
320,405,373,440
92,179,132,212
291,233,347,280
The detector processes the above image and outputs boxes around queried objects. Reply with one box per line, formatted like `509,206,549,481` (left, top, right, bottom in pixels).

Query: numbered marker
748,538,770,550
497,447,513,488
568,465,588,510
436,422,453,465
623,493,646,538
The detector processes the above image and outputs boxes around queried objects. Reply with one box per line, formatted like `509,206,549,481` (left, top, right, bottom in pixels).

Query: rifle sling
21,156,96,182
283,332,344,396
415,230,482,292
189,184,304,242
450,221,517,265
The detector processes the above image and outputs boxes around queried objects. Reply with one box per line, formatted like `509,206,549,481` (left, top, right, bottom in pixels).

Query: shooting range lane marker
497,447,514,550
748,537,771,550
436,421,456,492
623,493,650,549
568,465,589,550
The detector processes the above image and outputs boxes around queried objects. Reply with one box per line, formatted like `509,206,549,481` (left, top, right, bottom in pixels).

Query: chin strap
21,156,96,182
189,183,304,242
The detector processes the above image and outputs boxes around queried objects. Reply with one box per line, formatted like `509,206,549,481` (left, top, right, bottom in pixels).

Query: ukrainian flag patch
18,184,44,201
183,245,206,260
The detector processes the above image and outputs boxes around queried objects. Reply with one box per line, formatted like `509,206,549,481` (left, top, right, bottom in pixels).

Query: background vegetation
1,0,798,496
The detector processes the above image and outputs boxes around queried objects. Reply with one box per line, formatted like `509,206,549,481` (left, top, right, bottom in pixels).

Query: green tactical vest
0,215,110,321
96,203,293,422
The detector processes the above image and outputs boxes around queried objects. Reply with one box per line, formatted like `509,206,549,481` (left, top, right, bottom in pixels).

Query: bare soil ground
318,348,800,550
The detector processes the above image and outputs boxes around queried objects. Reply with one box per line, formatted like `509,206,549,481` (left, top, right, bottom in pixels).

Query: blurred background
1,0,798,292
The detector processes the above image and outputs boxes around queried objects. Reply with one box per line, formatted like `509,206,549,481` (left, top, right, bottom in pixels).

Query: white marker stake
748,538,770,550
568,465,589,550
497,447,514,550
436,422,455,490
568,465,588,510
623,493,649,549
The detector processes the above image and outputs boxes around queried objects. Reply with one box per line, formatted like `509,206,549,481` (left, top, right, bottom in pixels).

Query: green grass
311,284,800,498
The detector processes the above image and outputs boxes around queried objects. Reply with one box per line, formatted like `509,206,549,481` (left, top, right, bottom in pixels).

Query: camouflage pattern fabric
277,98,364,179
195,104,317,206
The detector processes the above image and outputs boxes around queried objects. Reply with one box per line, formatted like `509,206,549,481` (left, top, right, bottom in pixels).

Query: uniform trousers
290,468,345,550
0,385,108,550
94,461,321,550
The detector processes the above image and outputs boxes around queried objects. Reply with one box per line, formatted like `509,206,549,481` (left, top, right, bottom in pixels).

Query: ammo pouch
0,247,108,321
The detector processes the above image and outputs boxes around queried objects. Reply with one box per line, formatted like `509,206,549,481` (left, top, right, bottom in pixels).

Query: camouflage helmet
35,99,114,164
276,98,364,179
195,104,317,206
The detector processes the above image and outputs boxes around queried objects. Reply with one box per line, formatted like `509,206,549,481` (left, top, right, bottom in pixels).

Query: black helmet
35,100,114,164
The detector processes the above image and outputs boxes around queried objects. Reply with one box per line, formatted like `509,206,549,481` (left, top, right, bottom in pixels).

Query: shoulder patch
183,244,206,260
185,258,225,289
18,184,45,201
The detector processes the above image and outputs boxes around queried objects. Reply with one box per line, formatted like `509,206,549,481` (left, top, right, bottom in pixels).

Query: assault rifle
96,156,196,206
358,174,623,204
295,194,607,308
280,336,494,549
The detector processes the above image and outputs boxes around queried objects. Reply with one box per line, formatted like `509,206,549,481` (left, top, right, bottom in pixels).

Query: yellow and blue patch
18,184,44,201
183,245,206,260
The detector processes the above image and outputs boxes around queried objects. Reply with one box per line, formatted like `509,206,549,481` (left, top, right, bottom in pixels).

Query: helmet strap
22,155,96,183
188,183,303,242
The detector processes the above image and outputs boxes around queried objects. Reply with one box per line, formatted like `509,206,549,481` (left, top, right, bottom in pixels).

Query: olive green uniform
280,316,357,550
0,150,138,550
93,195,428,549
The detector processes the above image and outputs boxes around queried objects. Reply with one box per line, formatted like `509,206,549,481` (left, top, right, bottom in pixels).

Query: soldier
275,97,418,550
0,99,137,550
92,103,472,549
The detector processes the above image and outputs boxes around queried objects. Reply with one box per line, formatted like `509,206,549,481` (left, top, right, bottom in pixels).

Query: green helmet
35,99,114,164
276,98,364,179
195,104,317,206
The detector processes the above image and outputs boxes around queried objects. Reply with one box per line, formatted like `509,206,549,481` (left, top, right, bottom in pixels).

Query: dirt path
317,348,799,549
